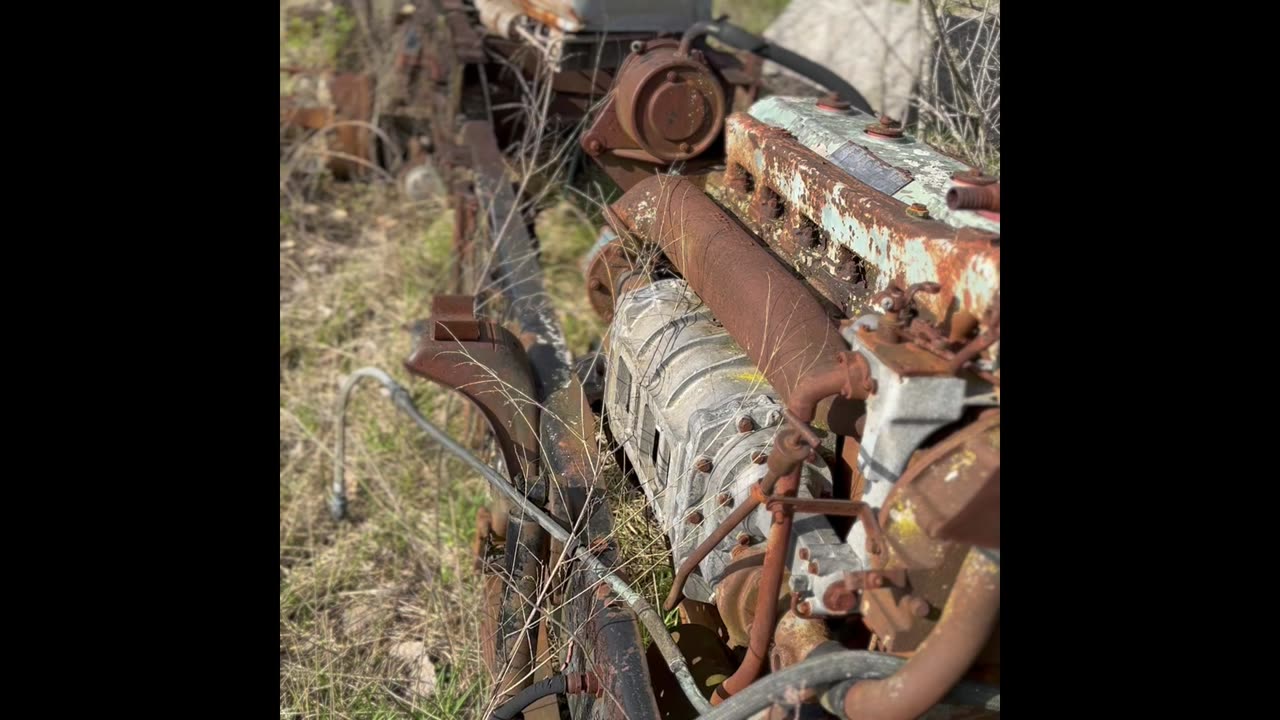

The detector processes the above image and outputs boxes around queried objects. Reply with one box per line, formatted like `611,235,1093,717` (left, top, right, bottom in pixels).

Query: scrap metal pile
309,2,1000,718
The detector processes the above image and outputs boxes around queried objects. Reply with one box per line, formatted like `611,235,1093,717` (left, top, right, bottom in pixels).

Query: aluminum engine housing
603,278,862,606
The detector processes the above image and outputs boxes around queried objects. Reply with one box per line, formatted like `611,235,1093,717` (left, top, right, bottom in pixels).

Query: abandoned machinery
319,2,1000,719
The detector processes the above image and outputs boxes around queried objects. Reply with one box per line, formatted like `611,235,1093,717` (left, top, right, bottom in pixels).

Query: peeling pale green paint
749,96,1000,233
731,100,1000,321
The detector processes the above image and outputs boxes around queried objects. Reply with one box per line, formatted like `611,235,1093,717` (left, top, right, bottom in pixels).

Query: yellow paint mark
889,502,921,541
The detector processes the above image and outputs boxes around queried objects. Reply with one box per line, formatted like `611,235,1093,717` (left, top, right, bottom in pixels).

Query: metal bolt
687,511,703,525
737,416,755,433
752,452,768,465
905,596,931,618
865,118,904,139
796,600,812,617
718,492,733,507
906,203,930,219
695,456,713,473
816,93,851,112
798,547,810,561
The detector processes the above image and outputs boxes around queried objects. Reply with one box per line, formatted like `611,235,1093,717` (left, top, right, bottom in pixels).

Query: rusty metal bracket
404,294,541,483
763,496,885,558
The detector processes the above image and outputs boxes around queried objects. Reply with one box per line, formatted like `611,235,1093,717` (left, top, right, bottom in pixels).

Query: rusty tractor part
770,608,832,672
584,236,649,323
404,294,541,482
712,470,800,705
581,38,728,165
403,294,548,704
608,175,874,423
317,4,1000,718
542,376,672,719
716,112,1000,327
880,410,1000,549
714,544,767,650
947,183,1001,213
280,71,375,180
844,548,1000,720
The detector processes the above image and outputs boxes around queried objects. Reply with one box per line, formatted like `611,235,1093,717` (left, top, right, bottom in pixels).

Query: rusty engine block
313,2,1000,719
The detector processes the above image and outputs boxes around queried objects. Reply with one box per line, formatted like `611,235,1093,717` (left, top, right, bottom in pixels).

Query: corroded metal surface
883,411,1000,549
746,96,999,233
404,294,541,482
845,548,1000,720
544,378,663,720
716,112,1000,326
608,175,857,422
582,39,727,164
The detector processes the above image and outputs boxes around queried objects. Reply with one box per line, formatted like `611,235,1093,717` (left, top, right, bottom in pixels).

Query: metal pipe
711,469,800,705
329,367,713,715
664,492,762,612
665,423,816,613
609,176,860,423
842,547,1000,719
946,184,1000,212
696,644,999,720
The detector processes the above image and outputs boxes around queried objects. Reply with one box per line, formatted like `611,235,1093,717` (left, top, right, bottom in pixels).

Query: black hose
697,647,1001,720
489,674,567,720
678,19,874,114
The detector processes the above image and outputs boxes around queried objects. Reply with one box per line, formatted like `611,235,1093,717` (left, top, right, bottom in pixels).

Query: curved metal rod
663,491,762,612
329,367,714,715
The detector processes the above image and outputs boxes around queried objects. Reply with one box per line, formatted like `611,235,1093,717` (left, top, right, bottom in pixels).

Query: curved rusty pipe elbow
843,547,1000,720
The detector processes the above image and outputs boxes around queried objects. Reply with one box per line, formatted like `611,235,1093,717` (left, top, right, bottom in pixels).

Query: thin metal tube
330,367,713,715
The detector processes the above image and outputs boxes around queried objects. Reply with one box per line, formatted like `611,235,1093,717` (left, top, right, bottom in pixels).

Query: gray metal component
747,95,1000,233
605,279,861,612
838,321,998,568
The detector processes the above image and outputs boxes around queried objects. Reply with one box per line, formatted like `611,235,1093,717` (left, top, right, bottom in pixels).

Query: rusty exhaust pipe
608,175,858,424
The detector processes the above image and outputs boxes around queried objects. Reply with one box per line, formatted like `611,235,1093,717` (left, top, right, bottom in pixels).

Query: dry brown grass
280,176,495,718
